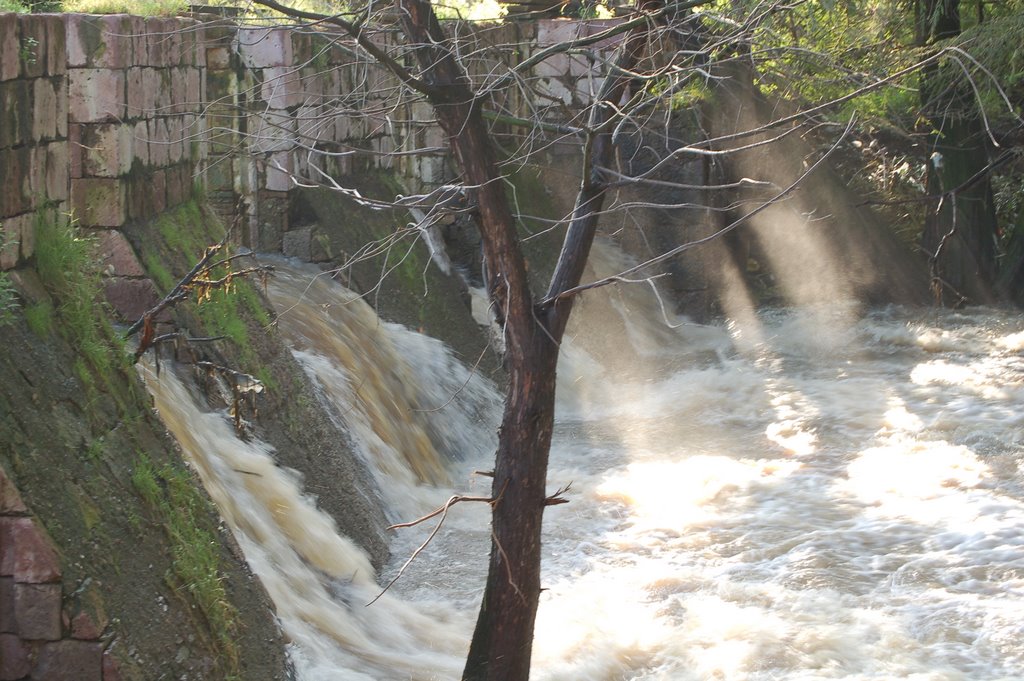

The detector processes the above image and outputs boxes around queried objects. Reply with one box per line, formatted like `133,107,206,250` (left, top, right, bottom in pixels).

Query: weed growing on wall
134,200,275,381
0,272,18,326
23,301,55,336
61,0,187,15
35,214,122,373
33,213,135,409
131,453,240,675
0,228,19,326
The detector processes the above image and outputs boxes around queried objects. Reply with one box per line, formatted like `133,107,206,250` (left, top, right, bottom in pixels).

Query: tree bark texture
467,7,663,681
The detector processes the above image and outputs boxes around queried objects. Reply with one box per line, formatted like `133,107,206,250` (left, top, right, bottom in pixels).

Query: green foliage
430,0,508,21
130,454,162,507
0,0,28,12
136,200,272,379
23,301,55,336
648,77,709,111
34,214,125,382
754,3,912,113
61,0,187,15
73,357,95,393
940,14,1024,122
156,201,215,261
19,36,38,66
84,437,106,462
153,201,271,359
143,252,175,293
0,273,18,327
233,277,271,326
195,288,252,353
132,453,239,672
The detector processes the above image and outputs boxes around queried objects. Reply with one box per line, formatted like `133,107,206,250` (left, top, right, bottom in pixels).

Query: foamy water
144,255,1024,680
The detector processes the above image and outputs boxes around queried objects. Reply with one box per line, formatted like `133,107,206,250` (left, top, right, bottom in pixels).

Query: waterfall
144,252,1024,680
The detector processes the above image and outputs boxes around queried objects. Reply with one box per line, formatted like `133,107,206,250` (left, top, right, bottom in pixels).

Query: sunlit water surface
144,257,1024,681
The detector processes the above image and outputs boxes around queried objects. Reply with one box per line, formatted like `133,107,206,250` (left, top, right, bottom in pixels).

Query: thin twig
540,115,859,307
366,494,494,606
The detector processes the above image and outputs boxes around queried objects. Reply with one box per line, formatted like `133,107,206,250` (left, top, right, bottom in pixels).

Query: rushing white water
144,254,1024,681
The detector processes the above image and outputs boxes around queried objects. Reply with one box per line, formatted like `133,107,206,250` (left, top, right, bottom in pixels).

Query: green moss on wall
32,213,138,413
23,301,55,336
127,200,274,380
132,453,240,674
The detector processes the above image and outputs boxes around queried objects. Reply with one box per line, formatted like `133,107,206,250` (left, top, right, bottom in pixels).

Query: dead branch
128,241,272,364
366,493,496,606
544,482,572,506
194,361,266,435
126,240,227,338
386,493,497,530
190,264,275,289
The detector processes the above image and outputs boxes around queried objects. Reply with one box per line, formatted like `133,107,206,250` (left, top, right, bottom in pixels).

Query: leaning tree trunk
386,0,666,677
392,3,577,679
462,2,663,677
918,0,1000,305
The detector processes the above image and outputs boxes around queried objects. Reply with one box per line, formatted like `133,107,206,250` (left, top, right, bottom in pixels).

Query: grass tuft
132,454,240,672
0,273,18,326
34,214,124,379
24,301,55,336
61,0,187,15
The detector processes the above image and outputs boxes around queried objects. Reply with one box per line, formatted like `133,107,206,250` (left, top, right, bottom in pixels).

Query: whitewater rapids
144,256,1024,680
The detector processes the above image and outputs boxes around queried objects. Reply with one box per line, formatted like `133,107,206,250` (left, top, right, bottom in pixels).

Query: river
143,253,1024,680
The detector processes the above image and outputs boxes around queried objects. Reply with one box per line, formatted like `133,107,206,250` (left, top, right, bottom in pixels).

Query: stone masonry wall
1,468,120,681
65,14,205,228
0,12,619,272
0,14,67,273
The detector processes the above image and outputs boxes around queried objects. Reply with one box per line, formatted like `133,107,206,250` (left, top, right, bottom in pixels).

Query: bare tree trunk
464,4,661,678
252,1,664,677
392,5,562,678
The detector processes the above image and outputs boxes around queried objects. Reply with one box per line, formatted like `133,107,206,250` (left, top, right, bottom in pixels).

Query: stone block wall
0,12,620,267
64,13,206,229
533,19,623,109
0,13,68,272
0,11,207,296
0,468,120,681
220,23,429,251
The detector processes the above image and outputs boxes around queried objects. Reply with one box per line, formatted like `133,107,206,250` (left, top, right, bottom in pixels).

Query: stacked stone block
0,13,69,272
0,468,121,681
227,24,456,252
200,16,250,237
65,14,206,230
0,13,622,264
533,19,622,112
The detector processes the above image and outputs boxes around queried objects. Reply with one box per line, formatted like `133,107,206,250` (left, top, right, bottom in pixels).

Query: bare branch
541,115,859,307
366,493,495,607
250,0,437,97
125,240,227,338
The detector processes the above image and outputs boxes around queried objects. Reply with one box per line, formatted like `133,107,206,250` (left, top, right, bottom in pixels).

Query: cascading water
144,250,1024,680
